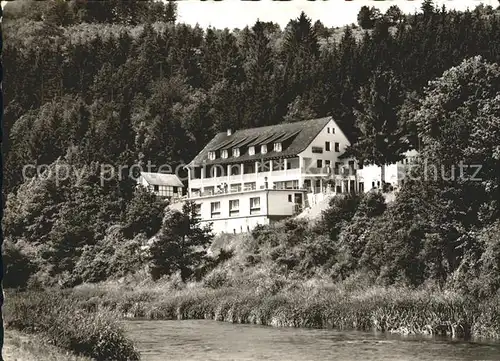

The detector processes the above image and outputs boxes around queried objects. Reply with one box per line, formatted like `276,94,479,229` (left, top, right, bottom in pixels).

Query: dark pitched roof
187,117,333,167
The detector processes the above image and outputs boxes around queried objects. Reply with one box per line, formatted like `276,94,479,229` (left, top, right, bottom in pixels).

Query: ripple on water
124,320,500,361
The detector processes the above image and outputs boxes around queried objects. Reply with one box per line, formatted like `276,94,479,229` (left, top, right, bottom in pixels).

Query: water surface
125,320,500,361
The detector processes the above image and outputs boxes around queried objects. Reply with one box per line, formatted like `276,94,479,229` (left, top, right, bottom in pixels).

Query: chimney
227,129,232,136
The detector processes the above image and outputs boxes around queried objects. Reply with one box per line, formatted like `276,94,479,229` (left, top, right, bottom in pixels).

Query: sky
1,0,498,28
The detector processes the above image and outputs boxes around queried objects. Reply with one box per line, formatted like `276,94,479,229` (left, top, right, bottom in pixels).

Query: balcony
189,184,308,199
190,168,302,187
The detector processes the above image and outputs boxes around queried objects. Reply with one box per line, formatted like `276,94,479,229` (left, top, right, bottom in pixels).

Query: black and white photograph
2,0,500,360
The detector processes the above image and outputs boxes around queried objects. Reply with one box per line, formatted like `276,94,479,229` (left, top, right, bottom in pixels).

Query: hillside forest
2,0,500,298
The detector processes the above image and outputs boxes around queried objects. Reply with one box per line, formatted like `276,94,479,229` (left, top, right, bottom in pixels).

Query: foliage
4,0,500,297
2,239,38,289
316,193,362,241
4,4,500,194
357,6,382,30
4,290,140,361
123,186,167,238
471,221,500,298
411,56,500,223
71,226,146,285
63,280,498,340
348,69,408,170
385,5,404,26
147,201,214,281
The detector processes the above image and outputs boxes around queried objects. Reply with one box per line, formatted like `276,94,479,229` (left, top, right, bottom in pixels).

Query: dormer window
221,150,228,159
248,146,255,155
208,151,216,160
261,145,267,154
274,142,282,152
232,148,240,157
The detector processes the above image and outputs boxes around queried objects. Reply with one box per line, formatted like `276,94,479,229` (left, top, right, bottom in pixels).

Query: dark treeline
2,0,500,292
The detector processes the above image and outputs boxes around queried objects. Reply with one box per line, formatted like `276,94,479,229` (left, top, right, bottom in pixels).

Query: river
125,320,500,361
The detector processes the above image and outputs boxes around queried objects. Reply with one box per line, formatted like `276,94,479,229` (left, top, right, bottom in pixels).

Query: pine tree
148,201,213,281
164,0,177,23
421,0,435,17
242,20,277,128
357,6,381,30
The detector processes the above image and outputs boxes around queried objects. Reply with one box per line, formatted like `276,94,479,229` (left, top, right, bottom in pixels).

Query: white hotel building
182,116,417,234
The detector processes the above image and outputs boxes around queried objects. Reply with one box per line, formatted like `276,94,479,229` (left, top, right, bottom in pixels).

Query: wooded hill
2,0,500,291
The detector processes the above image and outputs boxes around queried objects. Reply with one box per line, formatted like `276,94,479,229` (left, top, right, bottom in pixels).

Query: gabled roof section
187,117,333,167
139,172,184,187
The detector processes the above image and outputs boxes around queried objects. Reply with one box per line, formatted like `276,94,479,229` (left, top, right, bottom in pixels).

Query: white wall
298,118,355,189
202,216,270,235
137,176,149,188
190,118,353,194
358,164,384,191
197,189,269,223
195,189,306,234
267,190,304,216
357,150,420,192
189,163,302,194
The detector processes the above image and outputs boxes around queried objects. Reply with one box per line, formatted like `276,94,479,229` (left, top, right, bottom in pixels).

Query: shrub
2,239,38,289
4,290,140,361
123,186,167,238
72,226,145,285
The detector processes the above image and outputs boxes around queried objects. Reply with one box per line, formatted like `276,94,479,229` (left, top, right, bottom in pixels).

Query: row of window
312,142,340,154
208,142,283,161
312,159,359,170
210,197,261,218
151,185,180,197
207,126,337,161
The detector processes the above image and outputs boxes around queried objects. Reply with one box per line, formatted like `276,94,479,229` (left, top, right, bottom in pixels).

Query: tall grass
3,329,92,361
68,275,500,340
3,290,140,361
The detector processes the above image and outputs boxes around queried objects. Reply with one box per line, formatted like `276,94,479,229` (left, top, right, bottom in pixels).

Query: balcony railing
190,166,358,183
190,185,309,198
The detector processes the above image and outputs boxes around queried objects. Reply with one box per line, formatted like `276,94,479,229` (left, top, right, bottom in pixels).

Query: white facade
194,189,306,234
357,150,419,192
297,118,358,194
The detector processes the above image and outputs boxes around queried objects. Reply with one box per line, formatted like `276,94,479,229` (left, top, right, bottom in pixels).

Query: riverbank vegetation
10,271,500,340
3,290,140,361
2,330,92,361
3,0,500,356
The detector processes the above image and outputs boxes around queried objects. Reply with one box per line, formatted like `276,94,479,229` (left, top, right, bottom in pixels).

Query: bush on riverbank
3,290,140,361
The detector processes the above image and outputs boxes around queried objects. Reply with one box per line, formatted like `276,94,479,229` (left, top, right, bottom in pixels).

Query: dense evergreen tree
357,6,381,29
148,201,213,281
348,69,407,181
